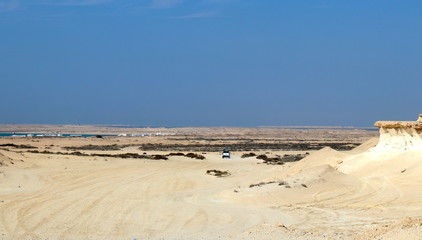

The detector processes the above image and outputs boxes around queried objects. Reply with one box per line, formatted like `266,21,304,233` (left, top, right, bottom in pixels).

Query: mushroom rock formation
338,114,422,175
373,114,422,152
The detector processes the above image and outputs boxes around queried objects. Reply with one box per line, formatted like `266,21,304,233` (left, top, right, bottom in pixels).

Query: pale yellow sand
0,135,421,239
0,150,297,239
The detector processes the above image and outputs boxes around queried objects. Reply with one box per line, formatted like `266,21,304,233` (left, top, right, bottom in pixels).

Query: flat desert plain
0,126,421,240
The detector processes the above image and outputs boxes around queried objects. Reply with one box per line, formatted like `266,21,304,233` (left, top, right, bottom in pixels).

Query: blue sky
1,0,421,126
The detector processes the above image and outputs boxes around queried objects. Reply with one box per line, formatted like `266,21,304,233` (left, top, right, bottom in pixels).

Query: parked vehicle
222,148,230,159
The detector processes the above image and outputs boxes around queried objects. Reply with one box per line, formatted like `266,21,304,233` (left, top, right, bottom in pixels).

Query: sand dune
280,147,347,177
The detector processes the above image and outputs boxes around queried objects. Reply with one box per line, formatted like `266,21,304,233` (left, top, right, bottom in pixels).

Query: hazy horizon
1,1,421,127
0,123,381,129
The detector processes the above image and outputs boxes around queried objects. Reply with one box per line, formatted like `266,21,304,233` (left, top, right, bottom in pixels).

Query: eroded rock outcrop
337,114,422,175
373,114,422,151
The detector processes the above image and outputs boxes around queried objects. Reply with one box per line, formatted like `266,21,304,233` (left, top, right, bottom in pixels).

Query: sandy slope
0,151,297,239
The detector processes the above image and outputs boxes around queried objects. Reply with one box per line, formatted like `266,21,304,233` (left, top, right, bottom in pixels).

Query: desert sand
0,119,421,240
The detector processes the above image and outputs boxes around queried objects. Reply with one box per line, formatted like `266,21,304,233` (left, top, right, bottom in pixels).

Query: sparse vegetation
185,153,206,160
27,150,167,160
257,153,309,165
249,180,291,188
256,154,268,160
0,144,37,149
257,155,285,165
241,152,256,158
206,169,230,177
249,181,276,188
26,149,210,162
139,142,360,152
281,153,310,162
278,180,288,186
62,144,125,151
263,156,285,165
152,155,168,160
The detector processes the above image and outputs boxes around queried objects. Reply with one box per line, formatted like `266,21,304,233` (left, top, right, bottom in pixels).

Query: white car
222,149,230,159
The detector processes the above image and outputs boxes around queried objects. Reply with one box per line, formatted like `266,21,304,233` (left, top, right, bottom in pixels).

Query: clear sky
1,0,421,127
